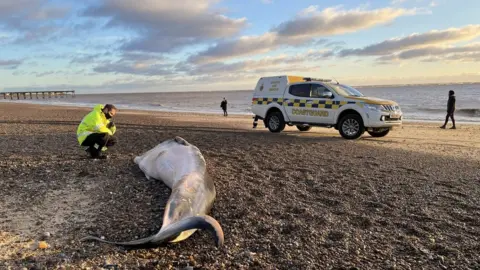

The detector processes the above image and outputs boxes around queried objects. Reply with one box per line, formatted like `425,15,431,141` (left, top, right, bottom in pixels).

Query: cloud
188,33,278,64
0,0,70,28
274,6,420,38
0,35,14,45
345,72,480,86
443,52,480,62
28,6,70,20
121,36,202,53
0,59,23,69
120,51,163,62
33,71,55,77
189,5,420,64
93,56,174,76
339,24,480,57
186,50,334,76
0,0,68,20
13,25,63,44
390,0,438,6
72,20,100,32
377,43,480,63
326,40,346,47
398,43,480,59
83,49,175,76
83,0,247,53
0,0,42,16
0,0,71,44
70,52,112,64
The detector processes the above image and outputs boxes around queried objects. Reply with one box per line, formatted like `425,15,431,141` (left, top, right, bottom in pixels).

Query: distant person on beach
220,97,228,116
440,90,456,129
77,104,118,159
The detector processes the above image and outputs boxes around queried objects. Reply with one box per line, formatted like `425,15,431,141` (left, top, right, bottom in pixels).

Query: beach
1,102,479,269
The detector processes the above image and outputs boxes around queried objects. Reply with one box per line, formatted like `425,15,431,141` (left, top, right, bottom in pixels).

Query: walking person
220,98,228,116
440,90,456,129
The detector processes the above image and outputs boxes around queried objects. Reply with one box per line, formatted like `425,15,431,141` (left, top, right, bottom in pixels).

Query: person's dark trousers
441,111,455,129
81,133,117,158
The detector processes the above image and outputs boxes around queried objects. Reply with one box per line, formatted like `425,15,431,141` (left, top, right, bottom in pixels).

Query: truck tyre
338,114,365,140
367,128,390,137
296,125,312,132
266,111,286,133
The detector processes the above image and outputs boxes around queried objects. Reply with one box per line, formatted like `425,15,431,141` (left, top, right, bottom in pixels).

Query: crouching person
77,104,118,159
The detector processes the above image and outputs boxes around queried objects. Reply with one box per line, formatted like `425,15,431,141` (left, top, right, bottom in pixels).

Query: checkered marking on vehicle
252,97,359,109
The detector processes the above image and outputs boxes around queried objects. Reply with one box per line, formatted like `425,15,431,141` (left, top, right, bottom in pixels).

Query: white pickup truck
250,75,403,139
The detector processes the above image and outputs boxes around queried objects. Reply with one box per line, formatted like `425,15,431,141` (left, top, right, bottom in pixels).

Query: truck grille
382,105,400,111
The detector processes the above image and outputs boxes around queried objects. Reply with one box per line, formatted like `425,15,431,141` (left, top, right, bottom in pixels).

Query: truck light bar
303,77,332,82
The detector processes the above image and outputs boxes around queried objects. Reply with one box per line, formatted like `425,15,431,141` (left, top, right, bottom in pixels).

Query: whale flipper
174,136,189,146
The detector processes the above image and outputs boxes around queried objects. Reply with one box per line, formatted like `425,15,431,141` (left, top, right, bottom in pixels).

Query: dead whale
81,136,224,247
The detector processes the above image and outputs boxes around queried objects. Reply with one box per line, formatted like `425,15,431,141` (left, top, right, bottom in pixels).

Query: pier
1,90,75,100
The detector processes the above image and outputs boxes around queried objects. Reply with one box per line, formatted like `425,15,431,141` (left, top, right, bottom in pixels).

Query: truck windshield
330,84,364,97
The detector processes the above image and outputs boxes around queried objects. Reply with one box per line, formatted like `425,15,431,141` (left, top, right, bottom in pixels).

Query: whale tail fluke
80,215,224,248
151,215,224,247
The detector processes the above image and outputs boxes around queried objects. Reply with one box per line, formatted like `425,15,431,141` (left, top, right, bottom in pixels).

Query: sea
1,83,480,123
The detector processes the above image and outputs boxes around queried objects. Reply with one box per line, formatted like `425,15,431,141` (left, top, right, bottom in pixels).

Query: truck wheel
338,114,365,140
296,125,312,132
367,128,390,137
266,111,286,133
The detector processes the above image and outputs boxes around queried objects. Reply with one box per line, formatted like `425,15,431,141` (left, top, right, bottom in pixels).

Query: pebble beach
1,103,480,269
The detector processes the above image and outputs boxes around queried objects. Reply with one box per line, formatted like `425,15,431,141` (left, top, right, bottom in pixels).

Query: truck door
305,83,336,124
282,83,311,123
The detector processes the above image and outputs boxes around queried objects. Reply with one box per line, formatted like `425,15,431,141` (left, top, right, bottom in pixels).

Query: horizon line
2,80,479,94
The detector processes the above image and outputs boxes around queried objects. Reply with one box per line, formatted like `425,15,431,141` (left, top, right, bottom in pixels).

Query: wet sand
1,103,479,269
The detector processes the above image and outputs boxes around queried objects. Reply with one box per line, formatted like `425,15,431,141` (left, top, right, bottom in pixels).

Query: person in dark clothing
81,133,117,159
220,98,228,116
440,90,456,129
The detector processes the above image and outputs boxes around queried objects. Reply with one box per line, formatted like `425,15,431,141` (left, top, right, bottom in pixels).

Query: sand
0,102,479,269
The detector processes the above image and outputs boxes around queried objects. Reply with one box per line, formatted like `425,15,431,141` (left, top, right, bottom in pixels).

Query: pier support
0,90,76,100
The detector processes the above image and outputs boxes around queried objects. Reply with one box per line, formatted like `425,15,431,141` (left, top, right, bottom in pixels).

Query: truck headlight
364,104,383,112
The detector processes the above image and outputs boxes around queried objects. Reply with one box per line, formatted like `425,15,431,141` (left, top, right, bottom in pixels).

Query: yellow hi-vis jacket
76,104,117,145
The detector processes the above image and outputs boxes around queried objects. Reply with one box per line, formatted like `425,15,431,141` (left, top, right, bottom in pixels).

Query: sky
1,0,480,94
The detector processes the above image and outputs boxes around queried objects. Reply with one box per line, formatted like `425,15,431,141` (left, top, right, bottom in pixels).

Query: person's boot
85,146,95,157
450,126,456,129
88,144,107,159
91,151,108,159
